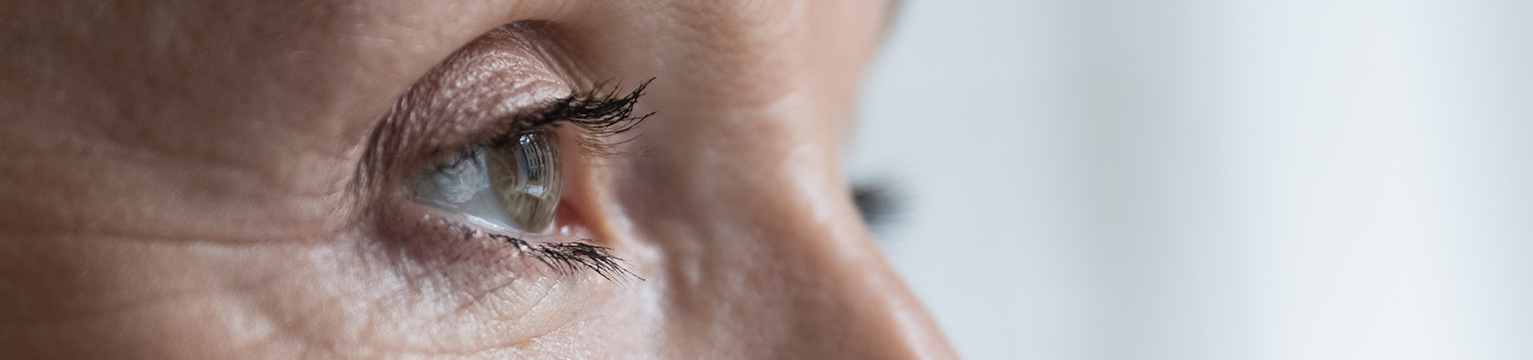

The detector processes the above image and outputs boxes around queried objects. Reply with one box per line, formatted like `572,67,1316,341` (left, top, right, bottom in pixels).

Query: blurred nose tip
794,248,958,359
844,282,960,360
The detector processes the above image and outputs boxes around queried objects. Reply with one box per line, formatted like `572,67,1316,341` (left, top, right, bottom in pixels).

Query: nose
759,202,959,360
626,119,958,358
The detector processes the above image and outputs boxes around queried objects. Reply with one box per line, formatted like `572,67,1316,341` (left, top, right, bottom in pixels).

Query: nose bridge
624,1,953,352
631,100,954,358
756,171,955,359
670,104,952,357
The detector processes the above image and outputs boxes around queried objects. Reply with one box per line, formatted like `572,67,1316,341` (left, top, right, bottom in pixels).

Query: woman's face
0,0,955,358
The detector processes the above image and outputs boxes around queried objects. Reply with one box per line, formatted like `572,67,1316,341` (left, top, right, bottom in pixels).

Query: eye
412,129,563,234
356,23,654,281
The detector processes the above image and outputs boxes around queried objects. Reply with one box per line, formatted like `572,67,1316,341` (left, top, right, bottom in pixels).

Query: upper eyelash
481,78,654,156
851,180,904,236
428,78,653,176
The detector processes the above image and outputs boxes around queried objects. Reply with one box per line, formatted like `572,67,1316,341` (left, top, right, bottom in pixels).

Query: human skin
0,0,956,358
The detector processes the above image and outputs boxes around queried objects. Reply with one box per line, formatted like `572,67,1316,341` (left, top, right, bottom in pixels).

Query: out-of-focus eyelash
852,179,904,236
423,79,653,280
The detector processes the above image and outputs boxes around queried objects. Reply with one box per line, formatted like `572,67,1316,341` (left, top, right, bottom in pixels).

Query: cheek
608,120,874,356
186,232,607,356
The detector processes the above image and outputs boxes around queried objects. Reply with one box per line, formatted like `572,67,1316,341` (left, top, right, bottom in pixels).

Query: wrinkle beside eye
0,135,352,245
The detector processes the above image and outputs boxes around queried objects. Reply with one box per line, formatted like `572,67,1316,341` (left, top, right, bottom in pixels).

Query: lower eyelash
436,217,638,281
486,234,635,281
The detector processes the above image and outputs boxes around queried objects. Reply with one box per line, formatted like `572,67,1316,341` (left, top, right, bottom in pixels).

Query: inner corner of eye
411,129,564,234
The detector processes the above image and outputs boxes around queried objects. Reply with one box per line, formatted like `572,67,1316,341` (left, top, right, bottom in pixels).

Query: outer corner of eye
411,128,563,235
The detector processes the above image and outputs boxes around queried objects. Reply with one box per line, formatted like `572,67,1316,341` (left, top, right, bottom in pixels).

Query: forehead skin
0,0,952,358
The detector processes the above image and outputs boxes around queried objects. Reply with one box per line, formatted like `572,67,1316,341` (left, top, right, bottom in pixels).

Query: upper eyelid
356,56,566,200
357,81,652,226
477,80,654,156
355,87,564,205
356,21,658,201
414,81,652,185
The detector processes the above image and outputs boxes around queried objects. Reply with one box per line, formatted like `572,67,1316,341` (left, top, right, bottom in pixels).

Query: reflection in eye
412,129,562,234
489,129,562,232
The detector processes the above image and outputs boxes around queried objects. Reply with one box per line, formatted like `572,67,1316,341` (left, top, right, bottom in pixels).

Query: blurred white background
852,0,1533,359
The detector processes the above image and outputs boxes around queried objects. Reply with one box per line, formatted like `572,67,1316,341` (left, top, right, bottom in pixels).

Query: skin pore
0,0,956,358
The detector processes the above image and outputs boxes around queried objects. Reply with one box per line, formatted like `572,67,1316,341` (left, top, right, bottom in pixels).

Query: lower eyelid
347,201,608,350
373,197,615,278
